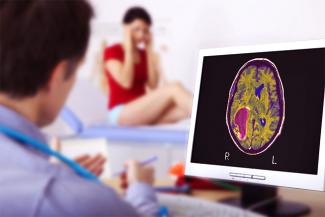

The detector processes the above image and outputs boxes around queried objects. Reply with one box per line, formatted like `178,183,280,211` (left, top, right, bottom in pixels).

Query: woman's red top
104,44,148,109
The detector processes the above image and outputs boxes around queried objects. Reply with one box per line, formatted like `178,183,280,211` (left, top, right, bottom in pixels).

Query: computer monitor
185,40,325,192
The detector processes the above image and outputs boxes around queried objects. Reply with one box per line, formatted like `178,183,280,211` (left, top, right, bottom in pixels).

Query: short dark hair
123,6,152,26
0,0,93,98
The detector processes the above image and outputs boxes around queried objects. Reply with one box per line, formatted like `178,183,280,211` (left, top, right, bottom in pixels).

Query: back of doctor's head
0,0,93,98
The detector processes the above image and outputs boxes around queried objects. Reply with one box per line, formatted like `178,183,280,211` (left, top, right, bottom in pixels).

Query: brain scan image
226,58,285,155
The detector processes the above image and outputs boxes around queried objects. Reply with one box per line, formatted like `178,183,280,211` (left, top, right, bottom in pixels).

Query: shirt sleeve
37,175,141,217
126,183,160,217
103,45,123,62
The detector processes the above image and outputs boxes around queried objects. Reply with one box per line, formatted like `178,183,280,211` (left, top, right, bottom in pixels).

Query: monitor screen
190,47,325,175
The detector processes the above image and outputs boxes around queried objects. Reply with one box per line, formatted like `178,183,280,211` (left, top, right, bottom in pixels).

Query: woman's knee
165,81,184,93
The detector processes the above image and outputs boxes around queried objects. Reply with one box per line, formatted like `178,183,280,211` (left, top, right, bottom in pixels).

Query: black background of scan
190,48,325,175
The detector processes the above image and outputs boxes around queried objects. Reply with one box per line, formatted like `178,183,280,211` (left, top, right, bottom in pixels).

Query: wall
52,0,325,129
80,0,325,91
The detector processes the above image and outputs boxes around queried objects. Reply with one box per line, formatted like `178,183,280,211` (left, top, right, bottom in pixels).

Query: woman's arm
105,28,134,89
146,33,160,89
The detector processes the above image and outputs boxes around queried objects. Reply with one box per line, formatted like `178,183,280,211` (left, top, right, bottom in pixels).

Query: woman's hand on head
145,31,153,50
124,26,133,52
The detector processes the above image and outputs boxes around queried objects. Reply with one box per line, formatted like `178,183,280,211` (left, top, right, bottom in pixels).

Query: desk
104,179,325,217
191,188,325,217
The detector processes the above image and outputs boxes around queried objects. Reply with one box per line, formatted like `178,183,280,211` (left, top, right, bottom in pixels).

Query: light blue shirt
0,105,159,217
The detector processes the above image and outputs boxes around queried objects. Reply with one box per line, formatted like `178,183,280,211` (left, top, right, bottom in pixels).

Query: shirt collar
0,104,47,144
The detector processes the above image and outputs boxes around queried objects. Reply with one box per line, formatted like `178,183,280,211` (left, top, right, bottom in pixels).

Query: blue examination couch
59,107,189,144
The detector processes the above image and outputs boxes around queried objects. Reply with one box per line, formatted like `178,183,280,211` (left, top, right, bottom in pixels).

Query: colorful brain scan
226,58,285,155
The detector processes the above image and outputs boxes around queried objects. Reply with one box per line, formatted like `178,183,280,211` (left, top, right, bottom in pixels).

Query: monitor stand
219,183,310,217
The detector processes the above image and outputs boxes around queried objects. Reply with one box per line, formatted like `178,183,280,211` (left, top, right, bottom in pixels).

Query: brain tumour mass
226,58,285,155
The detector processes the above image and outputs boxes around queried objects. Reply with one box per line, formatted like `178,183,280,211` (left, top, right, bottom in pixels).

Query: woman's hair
123,6,152,26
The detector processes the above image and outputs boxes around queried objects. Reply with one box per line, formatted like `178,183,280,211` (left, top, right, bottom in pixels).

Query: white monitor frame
185,40,325,191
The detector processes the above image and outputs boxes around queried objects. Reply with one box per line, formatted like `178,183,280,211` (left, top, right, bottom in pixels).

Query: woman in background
104,7,192,126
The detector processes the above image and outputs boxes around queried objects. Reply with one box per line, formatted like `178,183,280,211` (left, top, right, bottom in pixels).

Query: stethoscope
0,124,99,182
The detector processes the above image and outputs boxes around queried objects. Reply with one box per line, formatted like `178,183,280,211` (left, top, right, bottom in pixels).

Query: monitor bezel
185,40,325,191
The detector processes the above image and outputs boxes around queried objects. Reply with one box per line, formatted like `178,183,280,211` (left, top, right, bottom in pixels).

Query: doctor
0,0,159,216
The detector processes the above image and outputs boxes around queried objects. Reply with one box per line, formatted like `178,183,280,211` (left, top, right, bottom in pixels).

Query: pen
112,155,158,177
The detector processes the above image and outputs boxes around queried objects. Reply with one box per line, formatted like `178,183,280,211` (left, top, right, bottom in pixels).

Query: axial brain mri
226,58,285,155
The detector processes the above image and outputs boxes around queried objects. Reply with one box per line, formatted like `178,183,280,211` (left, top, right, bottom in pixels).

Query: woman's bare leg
163,82,192,114
118,82,192,126
154,106,189,124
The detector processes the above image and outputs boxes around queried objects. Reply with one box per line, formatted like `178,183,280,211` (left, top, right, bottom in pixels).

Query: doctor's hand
75,154,106,177
50,137,106,177
120,160,155,189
